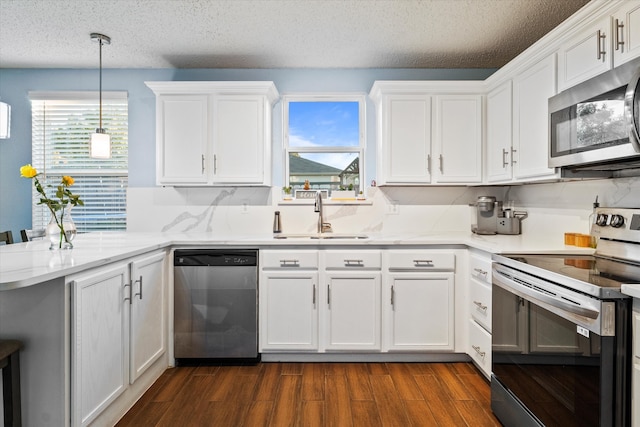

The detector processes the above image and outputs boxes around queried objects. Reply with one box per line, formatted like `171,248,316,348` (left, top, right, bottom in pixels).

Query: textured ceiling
0,0,590,69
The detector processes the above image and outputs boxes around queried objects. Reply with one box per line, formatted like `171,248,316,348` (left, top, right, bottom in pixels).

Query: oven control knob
596,213,609,226
610,214,625,228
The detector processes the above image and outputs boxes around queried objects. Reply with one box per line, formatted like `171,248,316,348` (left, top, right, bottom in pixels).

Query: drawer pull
474,268,488,277
344,259,364,266
413,259,434,267
472,345,485,358
473,300,488,311
313,284,316,306
279,259,300,266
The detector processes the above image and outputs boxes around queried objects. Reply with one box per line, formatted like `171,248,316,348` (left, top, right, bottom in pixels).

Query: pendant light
90,33,111,159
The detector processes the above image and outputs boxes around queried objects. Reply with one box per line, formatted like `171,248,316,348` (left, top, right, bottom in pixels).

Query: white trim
29,91,128,101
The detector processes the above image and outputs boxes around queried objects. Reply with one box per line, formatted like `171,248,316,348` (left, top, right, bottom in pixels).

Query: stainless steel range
491,207,640,427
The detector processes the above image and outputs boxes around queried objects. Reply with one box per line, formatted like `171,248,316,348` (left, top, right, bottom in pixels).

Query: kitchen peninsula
0,230,592,427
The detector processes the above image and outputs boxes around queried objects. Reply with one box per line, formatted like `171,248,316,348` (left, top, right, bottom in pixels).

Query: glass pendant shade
0,101,10,139
90,129,111,159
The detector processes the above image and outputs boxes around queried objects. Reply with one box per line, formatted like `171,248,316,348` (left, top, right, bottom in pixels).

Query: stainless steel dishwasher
173,249,259,364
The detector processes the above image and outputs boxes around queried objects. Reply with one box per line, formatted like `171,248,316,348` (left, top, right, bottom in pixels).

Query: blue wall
0,67,495,238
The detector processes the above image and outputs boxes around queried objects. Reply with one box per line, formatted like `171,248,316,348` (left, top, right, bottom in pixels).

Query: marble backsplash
127,176,640,238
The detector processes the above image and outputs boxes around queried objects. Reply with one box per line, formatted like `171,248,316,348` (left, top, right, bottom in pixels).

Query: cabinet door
380,95,432,184
71,263,129,427
213,95,268,184
384,273,454,351
432,95,483,184
513,54,558,180
260,271,318,350
129,251,166,383
486,81,513,183
156,94,209,185
557,15,611,91
613,1,640,67
325,272,381,350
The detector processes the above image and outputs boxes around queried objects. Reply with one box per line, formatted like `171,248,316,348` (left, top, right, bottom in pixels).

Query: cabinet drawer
262,250,318,269
470,279,492,332
469,253,492,285
468,319,491,379
324,250,381,269
387,251,455,271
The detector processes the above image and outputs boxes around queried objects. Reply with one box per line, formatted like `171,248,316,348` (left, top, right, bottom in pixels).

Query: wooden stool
0,340,23,427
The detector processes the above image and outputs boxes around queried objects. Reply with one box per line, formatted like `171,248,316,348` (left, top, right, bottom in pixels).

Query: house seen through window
285,96,364,196
29,91,128,232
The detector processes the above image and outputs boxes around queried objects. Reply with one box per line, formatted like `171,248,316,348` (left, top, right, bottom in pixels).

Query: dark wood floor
116,362,501,427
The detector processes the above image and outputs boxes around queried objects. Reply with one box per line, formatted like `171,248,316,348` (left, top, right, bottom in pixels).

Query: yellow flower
20,164,38,178
62,176,74,186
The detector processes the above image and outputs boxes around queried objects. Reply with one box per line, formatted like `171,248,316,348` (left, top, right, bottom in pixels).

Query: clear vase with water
46,205,77,249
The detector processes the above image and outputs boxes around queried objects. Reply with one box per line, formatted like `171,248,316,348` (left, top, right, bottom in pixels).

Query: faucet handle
321,223,333,233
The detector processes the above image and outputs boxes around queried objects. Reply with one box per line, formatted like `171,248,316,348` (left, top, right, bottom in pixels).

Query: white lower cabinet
384,272,454,351
70,250,167,427
260,271,318,350
324,271,381,350
383,250,456,352
260,250,319,351
468,250,493,378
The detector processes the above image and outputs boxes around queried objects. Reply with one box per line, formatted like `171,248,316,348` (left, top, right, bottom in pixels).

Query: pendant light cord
99,38,103,130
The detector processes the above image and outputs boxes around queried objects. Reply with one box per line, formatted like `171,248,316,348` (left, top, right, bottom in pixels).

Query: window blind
30,92,128,232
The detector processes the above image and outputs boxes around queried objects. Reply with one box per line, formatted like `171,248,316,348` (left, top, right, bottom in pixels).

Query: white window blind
29,91,128,232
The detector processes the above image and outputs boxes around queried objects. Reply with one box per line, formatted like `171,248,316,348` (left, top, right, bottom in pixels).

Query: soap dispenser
273,211,282,234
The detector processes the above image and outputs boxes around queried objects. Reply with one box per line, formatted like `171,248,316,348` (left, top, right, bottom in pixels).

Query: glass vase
46,206,77,250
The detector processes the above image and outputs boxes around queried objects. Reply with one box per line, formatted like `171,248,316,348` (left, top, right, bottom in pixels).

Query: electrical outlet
387,200,399,215
241,201,249,214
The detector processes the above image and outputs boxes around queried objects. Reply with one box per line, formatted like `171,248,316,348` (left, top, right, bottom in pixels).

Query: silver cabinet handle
133,276,143,300
473,300,488,311
213,154,217,174
597,29,606,60
472,345,485,358
201,154,205,174
511,147,517,165
391,285,395,308
327,284,331,305
313,284,316,306
123,282,132,304
502,148,509,168
615,18,625,51
474,267,488,277
413,259,434,267
439,154,443,173
344,259,363,267
279,259,300,267
427,154,431,174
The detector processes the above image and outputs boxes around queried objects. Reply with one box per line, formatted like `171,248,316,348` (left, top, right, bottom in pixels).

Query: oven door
491,263,630,427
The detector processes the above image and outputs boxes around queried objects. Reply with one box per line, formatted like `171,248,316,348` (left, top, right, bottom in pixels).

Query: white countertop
621,285,640,299
0,230,594,291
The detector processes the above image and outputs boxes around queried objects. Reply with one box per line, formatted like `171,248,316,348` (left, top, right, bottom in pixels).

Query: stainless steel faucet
314,191,332,234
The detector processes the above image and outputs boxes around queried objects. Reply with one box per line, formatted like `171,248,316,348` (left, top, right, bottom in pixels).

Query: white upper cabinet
155,94,210,185
512,54,559,181
485,81,514,183
369,81,484,186
146,81,279,186
558,1,640,91
612,1,640,67
432,94,483,184
381,94,432,184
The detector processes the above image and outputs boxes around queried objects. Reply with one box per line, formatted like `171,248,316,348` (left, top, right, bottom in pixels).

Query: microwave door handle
624,67,640,152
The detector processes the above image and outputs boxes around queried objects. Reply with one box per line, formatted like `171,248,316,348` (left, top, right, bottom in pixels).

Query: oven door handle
493,268,600,320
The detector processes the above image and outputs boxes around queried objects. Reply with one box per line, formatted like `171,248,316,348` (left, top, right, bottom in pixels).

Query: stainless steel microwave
549,57,640,171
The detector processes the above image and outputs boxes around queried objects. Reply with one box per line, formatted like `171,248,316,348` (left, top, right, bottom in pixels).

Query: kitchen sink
273,234,368,240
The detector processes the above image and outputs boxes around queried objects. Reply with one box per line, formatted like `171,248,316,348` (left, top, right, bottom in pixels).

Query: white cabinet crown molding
145,81,279,104
369,80,484,101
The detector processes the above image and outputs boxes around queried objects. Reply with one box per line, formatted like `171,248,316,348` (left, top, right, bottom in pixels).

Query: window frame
283,93,366,195
29,91,128,233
